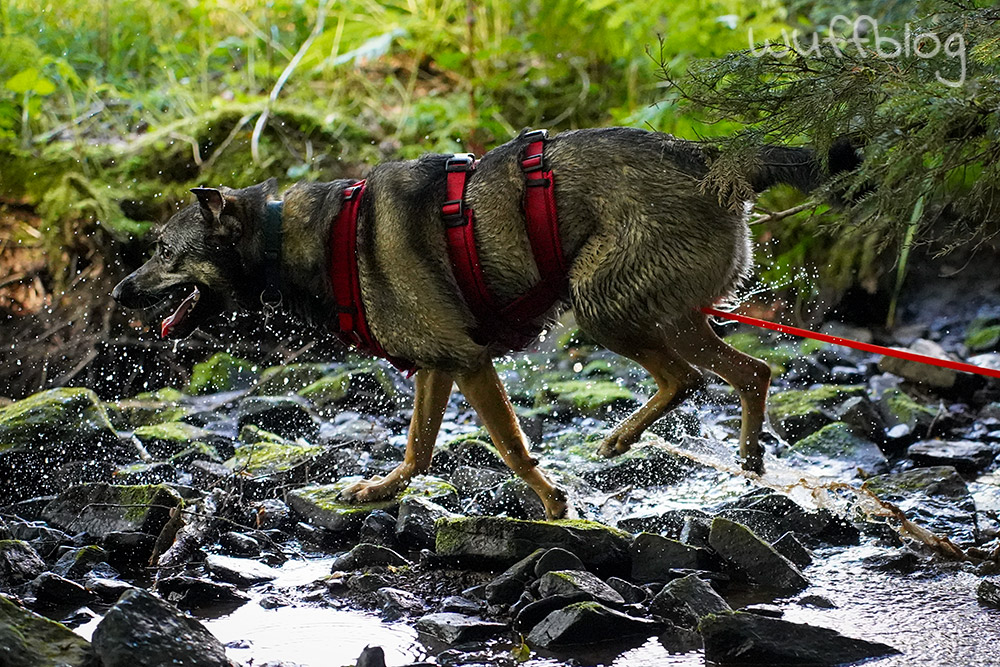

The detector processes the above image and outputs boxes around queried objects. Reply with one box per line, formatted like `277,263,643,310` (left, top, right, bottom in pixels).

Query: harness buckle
523,129,549,142
522,154,544,172
343,182,364,200
441,199,467,226
445,153,476,172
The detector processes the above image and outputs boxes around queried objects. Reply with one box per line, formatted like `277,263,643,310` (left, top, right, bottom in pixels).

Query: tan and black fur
114,127,858,520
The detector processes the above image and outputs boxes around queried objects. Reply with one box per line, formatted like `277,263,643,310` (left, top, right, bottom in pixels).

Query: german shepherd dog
113,127,855,520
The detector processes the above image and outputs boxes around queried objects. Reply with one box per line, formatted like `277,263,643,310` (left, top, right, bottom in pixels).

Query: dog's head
112,179,278,339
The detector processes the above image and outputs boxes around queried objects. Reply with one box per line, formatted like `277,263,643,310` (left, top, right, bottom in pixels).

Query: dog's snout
111,279,126,303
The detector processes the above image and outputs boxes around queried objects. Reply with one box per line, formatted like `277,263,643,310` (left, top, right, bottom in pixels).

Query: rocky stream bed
2,313,1000,666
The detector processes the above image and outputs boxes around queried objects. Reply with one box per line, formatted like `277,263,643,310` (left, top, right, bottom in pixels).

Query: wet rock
489,478,546,519
773,532,813,568
156,575,249,609
256,363,332,396
42,483,183,539
30,571,97,606
254,498,295,531
435,517,630,575
713,509,785,543
0,388,140,501
582,444,696,491
298,366,398,416
701,611,899,665
0,539,46,589
834,396,888,443
356,645,387,667
649,573,730,623
708,517,808,593
234,396,320,440
616,508,709,536
331,543,410,571
114,461,177,485
109,388,190,430
534,379,639,418
879,339,959,389
876,388,938,438
205,554,278,586
537,570,625,606
84,576,137,603
445,438,505,470
0,595,97,666
607,576,646,604
785,422,888,478
450,465,509,496
52,545,109,578
863,466,979,546
978,578,1000,608
104,531,157,574
534,547,585,577
187,352,257,395
227,426,327,484
92,588,237,666
133,421,217,461
485,548,545,605
219,531,261,558
907,439,996,473
396,496,459,550
439,595,481,615
514,594,587,632
630,532,715,582
414,612,508,644
798,594,837,608
767,385,867,442
360,510,400,548
377,586,424,620
526,601,661,647
288,476,456,534
347,572,393,593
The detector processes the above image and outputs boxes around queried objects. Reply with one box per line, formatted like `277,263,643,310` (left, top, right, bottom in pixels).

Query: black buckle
442,199,466,226
523,129,549,143
445,153,476,172
343,182,364,200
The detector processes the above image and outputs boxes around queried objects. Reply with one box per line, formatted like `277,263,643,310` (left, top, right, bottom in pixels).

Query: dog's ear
191,187,225,225
262,177,279,196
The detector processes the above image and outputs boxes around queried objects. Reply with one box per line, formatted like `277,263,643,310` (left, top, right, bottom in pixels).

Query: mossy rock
188,352,258,395
723,331,825,376
287,475,458,533
434,516,630,575
226,432,326,478
256,363,332,396
535,379,638,417
0,388,117,452
298,366,398,415
964,317,1000,353
133,421,213,460
876,389,937,433
41,483,184,539
108,388,190,430
767,385,867,442
785,422,888,478
0,595,97,666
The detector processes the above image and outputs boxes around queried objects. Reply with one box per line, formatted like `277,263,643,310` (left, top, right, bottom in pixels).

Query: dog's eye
159,245,174,261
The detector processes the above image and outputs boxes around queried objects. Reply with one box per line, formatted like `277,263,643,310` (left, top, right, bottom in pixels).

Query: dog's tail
748,138,861,194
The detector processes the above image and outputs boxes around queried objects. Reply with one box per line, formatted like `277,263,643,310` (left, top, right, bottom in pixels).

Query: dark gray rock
450,465,509,496
0,594,98,666
679,515,712,548
414,612,508,644
773,532,813,568
908,440,996,473
52,545,109,579
879,339,958,388
701,611,899,665
360,510,401,549
205,554,278,586
785,422,889,478
83,576,138,603
630,532,714,582
835,396,887,443
767,386,867,442
254,499,295,531
0,539,46,589
104,531,157,574
92,588,237,666
30,571,97,606
863,466,979,546
606,576,646,604
396,496,458,550
526,601,661,647
488,478,546,519
708,517,808,593
219,531,261,557
435,517,630,575
534,547,585,577
978,578,1000,609
714,509,785,542
617,508,708,536
485,548,545,605
513,593,588,633
355,645,387,667
234,396,320,439
439,595,480,615
331,543,410,571
42,483,184,539
156,575,249,609
650,573,730,622
537,570,624,606
377,587,424,620
582,446,696,491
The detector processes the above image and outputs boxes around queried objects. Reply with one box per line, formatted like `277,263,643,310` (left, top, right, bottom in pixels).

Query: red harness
329,130,565,372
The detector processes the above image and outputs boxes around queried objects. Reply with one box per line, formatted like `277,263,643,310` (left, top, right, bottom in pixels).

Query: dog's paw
340,475,405,504
597,430,637,458
544,486,573,521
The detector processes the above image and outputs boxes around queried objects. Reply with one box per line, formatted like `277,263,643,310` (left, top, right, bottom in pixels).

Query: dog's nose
111,278,128,303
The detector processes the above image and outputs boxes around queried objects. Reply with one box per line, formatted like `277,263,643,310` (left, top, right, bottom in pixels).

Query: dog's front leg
341,368,453,503
454,362,569,520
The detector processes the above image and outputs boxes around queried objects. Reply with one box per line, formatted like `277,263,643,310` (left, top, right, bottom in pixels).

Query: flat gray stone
330,543,409,571
42,484,183,539
526,601,661,648
708,517,808,593
0,539,46,589
629,532,714,582
414,612,507,644
650,573,730,621
537,570,624,606
204,554,278,586
908,440,996,473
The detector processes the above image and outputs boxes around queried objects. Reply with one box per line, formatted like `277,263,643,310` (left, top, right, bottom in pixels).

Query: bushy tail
749,138,861,193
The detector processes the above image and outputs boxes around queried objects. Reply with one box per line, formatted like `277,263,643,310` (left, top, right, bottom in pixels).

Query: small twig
749,199,820,225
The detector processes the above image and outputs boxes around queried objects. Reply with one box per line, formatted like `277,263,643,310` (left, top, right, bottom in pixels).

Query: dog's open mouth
161,285,201,339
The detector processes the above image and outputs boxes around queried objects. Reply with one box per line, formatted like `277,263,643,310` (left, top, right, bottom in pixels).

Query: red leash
701,306,1000,380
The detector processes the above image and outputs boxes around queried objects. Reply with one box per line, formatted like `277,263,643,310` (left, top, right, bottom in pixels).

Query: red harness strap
330,181,416,373
444,130,568,347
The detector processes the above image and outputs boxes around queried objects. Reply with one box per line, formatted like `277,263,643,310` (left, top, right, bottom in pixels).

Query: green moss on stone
791,422,871,458
768,385,867,421
256,363,331,396
0,388,115,451
535,380,635,414
881,389,937,429
0,595,95,665
227,439,325,476
965,318,1000,352
134,421,207,443
188,352,258,395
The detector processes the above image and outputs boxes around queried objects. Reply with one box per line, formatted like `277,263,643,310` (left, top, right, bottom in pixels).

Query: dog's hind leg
341,368,453,503
670,310,771,473
591,338,704,459
455,362,569,520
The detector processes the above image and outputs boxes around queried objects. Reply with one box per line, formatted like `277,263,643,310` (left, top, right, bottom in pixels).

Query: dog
113,127,856,520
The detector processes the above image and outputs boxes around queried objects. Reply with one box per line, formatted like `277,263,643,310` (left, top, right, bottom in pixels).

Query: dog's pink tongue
160,287,200,338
